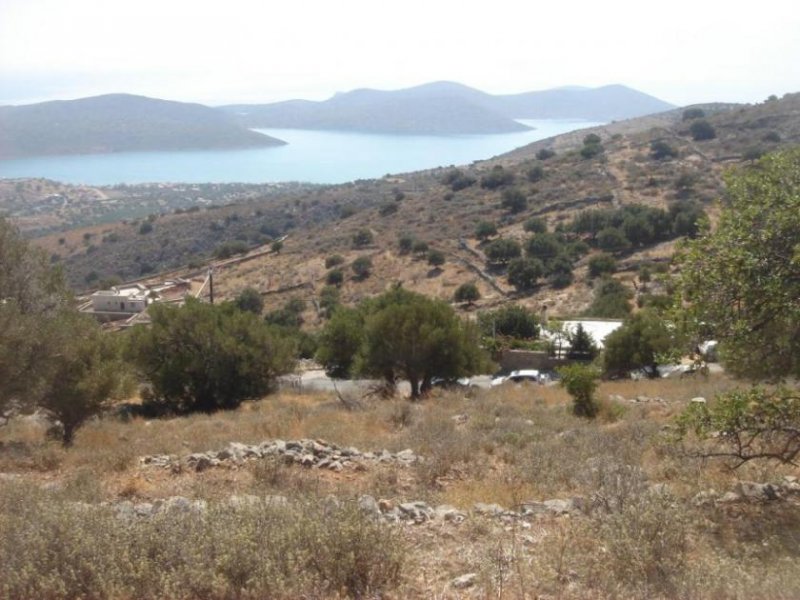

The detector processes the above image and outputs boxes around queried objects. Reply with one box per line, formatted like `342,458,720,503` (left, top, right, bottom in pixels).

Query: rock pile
692,476,800,506
140,439,421,473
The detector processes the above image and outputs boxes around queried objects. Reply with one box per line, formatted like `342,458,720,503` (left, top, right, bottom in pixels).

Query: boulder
452,573,478,589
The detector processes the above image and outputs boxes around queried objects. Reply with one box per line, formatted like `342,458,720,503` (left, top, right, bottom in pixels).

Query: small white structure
90,284,151,313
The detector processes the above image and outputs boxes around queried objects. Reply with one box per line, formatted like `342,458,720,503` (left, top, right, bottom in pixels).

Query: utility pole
208,267,214,304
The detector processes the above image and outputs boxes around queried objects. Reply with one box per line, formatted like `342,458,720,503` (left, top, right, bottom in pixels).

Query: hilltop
220,81,674,134
28,92,800,321
0,94,285,159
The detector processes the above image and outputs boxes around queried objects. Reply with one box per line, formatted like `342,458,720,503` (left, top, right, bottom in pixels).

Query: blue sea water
0,119,602,185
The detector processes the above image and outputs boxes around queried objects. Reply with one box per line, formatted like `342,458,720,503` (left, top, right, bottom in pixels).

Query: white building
90,284,152,313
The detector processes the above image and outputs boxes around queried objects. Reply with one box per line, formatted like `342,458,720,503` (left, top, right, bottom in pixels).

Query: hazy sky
1,0,798,107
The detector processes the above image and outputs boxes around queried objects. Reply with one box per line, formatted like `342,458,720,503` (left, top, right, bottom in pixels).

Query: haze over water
0,119,602,185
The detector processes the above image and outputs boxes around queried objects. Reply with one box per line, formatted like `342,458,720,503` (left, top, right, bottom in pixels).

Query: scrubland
2,374,799,599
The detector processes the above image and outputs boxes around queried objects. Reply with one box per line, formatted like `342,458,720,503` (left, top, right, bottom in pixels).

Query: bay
0,119,603,185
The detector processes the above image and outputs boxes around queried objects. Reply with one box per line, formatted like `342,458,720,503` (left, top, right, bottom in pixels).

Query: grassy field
2,374,799,598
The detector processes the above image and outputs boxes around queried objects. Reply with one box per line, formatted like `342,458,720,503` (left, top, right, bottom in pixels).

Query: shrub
426,249,445,268
477,304,540,339
682,107,705,120
379,203,398,216
441,168,476,191
580,143,604,159
474,220,498,241
602,309,678,376
500,188,527,213
558,363,600,418
484,238,521,265
522,216,547,233
233,287,264,315
213,241,249,260
127,299,295,413
270,240,283,254
650,139,678,160
536,148,556,160
588,253,617,277
507,257,544,292
480,165,515,189
454,282,480,304
689,119,716,141
316,307,364,378
325,254,345,269
526,165,545,182
138,222,153,235
326,269,344,286
596,227,631,253
412,240,429,256
584,277,633,318
352,229,373,248
397,235,413,254
351,256,373,280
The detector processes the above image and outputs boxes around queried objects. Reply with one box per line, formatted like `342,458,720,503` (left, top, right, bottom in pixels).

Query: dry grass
2,373,800,598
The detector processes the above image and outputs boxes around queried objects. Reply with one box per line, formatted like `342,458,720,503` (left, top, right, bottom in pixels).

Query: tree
37,313,132,446
271,240,283,254
316,307,365,378
525,232,564,263
478,304,540,340
527,165,545,183
325,254,345,269
602,310,677,376
454,282,480,305
326,269,344,286
689,120,716,141
536,148,555,160
678,149,800,380
597,227,631,254
484,238,521,265
352,256,373,280
588,253,617,278
523,217,547,234
500,188,527,213
567,323,599,361
234,287,264,315
360,290,489,398
559,364,600,418
546,255,575,288
318,285,340,319
352,229,373,248
127,299,295,413
585,277,632,318
412,240,429,256
475,220,498,241
427,249,445,268
650,140,678,160
507,257,544,292
398,235,414,254
480,165,515,189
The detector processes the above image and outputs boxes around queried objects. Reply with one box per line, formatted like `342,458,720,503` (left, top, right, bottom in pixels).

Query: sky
1,0,799,108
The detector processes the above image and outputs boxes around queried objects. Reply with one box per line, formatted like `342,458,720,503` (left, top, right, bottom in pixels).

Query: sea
0,119,603,185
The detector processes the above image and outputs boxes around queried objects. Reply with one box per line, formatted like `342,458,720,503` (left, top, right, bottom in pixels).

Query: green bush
325,254,345,269
475,220,498,241
584,277,633,318
507,257,544,292
536,148,556,160
454,282,480,304
523,216,547,233
484,238,521,265
690,120,716,141
588,253,617,277
233,287,264,315
480,165,515,189
558,363,600,418
352,229,373,248
326,269,344,286
351,256,373,280
500,188,527,213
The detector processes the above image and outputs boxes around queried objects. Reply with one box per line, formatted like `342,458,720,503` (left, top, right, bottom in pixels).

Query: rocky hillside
35,93,800,318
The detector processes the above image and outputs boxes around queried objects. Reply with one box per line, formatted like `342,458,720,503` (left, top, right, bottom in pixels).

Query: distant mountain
0,94,286,159
220,82,675,134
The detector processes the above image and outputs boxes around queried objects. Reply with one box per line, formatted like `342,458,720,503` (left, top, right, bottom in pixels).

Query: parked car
430,377,473,389
491,369,541,386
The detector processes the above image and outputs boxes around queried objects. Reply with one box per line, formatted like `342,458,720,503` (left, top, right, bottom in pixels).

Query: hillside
0,94,286,159
220,81,674,134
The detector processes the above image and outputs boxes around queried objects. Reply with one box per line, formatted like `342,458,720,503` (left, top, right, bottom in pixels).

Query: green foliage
522,216,547,233
584,133,602,146
318,285,340,318
426,249,445,267
474,220,498,241
602,309,678,376
677,387,800,465
580,138,604,159
270,240,283,254
36,313,132,446
233,287,264,315
677,149,800,380
585,277,633,318
500,188,527,213
441,168,476,191
524,231,563,261
588,253,617,277
265,297,305,329
689,119,716,141
317,288,490,396
326,269,344,286
478,304,540,339
397,235,413,254
127,299,295,413
682,108,705,120
138,221,153,235
558,363,600,418
316,307,365,378
567,323,599,360
359,289,489,398
213,240,249,260
379,202,398,216
412,240,429,256
484,238,521,265
536,148,555,160
546,254,575,288
480,165,515,189
351,255,373,280
650,139,678,160
507,257,544,292
352,229,373,248
597,227,631,253
325,254,345,269
526,165,545,182
454,282,480,304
